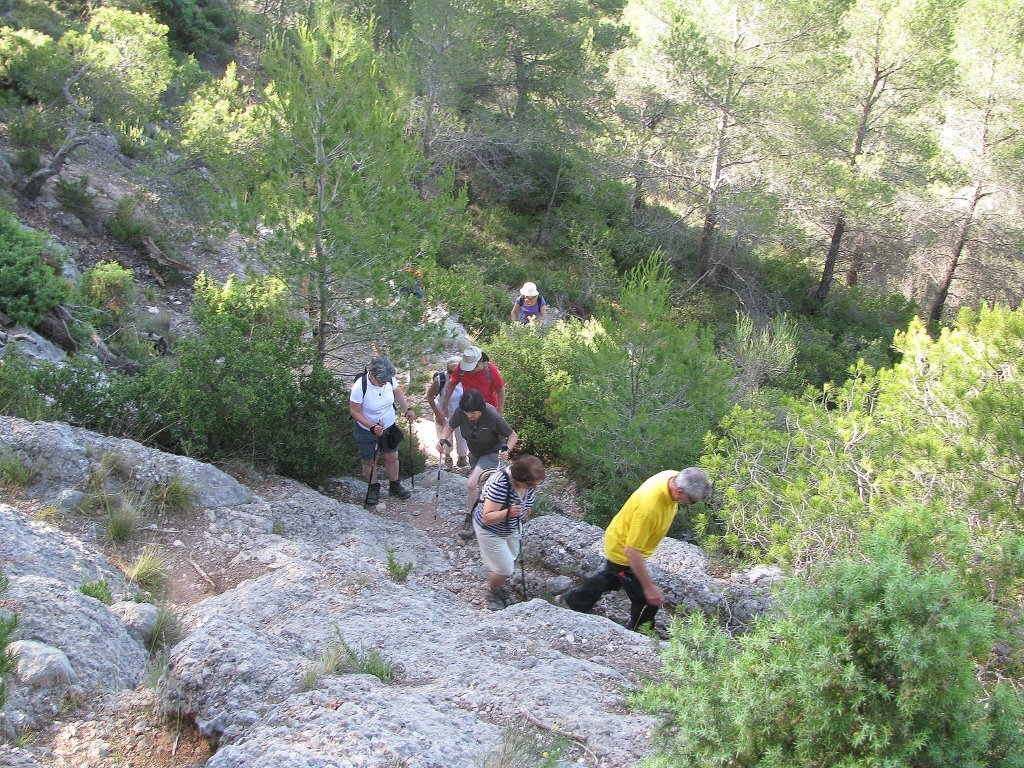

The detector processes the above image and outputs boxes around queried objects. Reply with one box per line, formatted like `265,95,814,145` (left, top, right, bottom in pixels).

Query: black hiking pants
562,559,657,631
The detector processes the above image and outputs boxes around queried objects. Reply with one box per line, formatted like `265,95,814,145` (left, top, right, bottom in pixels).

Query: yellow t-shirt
604,471,679,566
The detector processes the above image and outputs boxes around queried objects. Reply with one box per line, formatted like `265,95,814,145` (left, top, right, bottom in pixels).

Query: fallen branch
187,558,216,590
520,707,598,764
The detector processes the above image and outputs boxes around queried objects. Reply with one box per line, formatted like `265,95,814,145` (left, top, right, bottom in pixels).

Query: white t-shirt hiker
350,376,397,431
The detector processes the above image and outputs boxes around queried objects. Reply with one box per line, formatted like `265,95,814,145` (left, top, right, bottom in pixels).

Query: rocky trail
0,416,776,768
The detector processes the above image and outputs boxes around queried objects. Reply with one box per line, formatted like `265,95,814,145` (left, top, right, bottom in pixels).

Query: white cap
460,346,482,371
520,281,539,297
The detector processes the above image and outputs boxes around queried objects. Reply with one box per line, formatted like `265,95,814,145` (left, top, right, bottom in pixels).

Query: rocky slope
0,416,777,767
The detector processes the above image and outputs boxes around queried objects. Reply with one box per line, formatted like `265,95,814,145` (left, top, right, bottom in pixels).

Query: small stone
147,306,160,314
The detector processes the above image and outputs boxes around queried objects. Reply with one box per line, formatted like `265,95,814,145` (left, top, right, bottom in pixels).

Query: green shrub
11,147,43,177
636,518,1024,768
161,274,352,483
7,104,66,151
0,28,72,104
384,546,413,583
54,176,97,224
424,261,509,339
0,208,68,326
80,260,135,322
0,448,34,487
486,322,575,461
105,197,154,249
113,121,149,158
556,257,733,525
124,545,167,590
0,572,18,710
301,632,394,689
79,579,113,605
0,348,53,420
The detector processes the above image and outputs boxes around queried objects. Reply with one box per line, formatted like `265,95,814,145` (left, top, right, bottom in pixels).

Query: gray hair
673,467,711,501
368,355,397,383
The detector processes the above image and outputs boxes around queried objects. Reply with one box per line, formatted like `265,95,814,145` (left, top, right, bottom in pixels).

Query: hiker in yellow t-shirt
556,468,711,631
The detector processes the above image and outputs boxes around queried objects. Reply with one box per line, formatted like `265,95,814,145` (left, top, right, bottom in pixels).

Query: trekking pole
434,452,442,520
517,512,528,599
364,435,380,507
407,413,415,491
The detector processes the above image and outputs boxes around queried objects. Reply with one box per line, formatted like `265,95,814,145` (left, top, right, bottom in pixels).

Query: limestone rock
0,415,254,507
9,640,76,688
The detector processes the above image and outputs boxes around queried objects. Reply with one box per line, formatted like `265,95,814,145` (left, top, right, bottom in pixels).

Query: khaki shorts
473,522,521,577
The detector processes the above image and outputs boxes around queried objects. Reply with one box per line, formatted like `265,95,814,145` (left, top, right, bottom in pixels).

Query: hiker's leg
621,571,659,631
382,449,400,482
466,465,483,514
353,425,378,481
562,561,621,613
453,426,468,462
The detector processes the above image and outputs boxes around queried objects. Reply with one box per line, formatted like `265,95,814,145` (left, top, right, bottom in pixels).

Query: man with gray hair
556,467,711,631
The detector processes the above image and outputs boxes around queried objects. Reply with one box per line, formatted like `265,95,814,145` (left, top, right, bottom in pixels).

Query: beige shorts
473,522,522,577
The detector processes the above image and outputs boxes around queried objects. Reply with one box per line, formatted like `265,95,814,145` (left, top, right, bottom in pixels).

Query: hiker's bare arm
496,385,505,413
349,401,383,435
625,546,664,606
394,385,415,418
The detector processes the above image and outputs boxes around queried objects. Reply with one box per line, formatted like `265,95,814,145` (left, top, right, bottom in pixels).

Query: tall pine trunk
928,184,982,329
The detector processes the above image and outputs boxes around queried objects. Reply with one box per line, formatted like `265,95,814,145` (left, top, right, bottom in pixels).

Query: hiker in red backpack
511,281,548,324
441,345,504,414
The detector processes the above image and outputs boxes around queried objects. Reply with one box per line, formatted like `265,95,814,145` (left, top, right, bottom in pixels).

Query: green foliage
79,579,113,605
80,260,135,322
0,448,33,487
486,322,576,460
556,257,733,525
0,208,67,326
636,518,1024,768
483,722,568,768
183,16,458,363
7,104,67,151
124,545,167,589
160,274,352,483
384,546,413,583
113,121,149,158
54,175,97,224
704,304,1024,611
0,348,52,420
11,146,43,176
721,312,800,401
0,27,72,104
68,7,177,124
0,571,18,711
105,196,155,249
301,631,394,689
425,261,510,339
156,0,238,58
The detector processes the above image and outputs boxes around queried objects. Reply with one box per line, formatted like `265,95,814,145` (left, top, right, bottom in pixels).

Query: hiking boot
456,456,468,468
456,512,475,541
442,456,454,470
486,588,508,611
365,482,381,506
389,480,412,500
